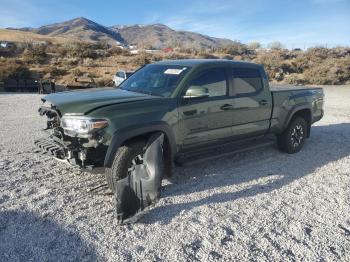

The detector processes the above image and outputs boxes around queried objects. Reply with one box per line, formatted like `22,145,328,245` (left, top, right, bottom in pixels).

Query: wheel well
122,131,173,177
122,131,170,149
291,109,312,137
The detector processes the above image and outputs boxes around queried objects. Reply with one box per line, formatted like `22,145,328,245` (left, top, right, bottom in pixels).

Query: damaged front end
35,100,108,170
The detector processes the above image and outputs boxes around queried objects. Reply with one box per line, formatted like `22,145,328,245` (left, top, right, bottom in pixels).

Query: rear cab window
231,68,263,96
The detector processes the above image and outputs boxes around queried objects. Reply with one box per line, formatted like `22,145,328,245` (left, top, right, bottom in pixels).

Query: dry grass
0,29,69,44
0,40,349,87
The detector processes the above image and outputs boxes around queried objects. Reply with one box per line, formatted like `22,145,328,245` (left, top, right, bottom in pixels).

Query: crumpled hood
41,87,156,115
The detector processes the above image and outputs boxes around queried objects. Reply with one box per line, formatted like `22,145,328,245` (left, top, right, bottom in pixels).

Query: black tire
105,140,145,193
277,116,307,154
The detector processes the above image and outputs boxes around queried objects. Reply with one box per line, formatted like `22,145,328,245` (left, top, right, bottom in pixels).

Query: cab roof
153,59,262,69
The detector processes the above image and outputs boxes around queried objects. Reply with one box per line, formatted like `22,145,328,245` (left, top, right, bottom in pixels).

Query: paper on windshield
164,68,187,75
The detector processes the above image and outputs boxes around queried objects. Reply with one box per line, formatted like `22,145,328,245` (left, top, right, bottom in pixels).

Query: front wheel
277,117,307,154
105,140,145,193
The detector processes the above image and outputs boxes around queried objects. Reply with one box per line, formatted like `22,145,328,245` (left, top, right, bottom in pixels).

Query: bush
221,55,234,60
198,52,219,59
220,41,249,56
0,59,31,80
284,74,307,85
268,41,284,50
107,46,127,56
71,68,83,77
44,67,67,78
64,42,98,59
290,57,309,73
303,57,350,85
82,58,96,67
131,52,153,66
22,45,47,64
248,42,261,50
61,57,80,66
164,52,188,60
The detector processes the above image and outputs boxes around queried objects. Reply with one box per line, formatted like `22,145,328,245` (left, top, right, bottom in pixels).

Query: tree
248,41,261,50
268,41,284,50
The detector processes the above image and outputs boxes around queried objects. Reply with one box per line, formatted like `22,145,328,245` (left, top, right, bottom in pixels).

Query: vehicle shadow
142,123,350,224
0,210,99,261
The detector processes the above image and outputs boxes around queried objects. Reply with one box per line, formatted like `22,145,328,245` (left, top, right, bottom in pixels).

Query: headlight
61,116,109,137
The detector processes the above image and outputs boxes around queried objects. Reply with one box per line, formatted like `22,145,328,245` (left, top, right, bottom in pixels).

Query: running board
176,138,276,167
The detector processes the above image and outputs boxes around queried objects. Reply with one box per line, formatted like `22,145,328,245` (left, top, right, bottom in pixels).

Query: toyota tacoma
36,59,324,219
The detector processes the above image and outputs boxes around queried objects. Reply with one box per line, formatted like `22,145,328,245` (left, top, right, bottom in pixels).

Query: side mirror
183,86,209,99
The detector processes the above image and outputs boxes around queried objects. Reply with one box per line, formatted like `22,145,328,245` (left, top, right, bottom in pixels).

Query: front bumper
34,136,107,170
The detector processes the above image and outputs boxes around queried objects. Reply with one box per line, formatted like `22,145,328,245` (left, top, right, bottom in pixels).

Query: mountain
111,24,233,49
10,17,234,49
15,17,125,45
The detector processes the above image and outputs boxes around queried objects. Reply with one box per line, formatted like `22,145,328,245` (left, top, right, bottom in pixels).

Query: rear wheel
105,140,145,193
277,116,307,154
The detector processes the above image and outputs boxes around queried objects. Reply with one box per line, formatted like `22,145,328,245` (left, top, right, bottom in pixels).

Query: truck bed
269,84,324,134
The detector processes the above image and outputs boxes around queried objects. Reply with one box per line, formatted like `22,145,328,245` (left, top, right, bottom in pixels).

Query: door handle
259,100,268,106
220,104,234,110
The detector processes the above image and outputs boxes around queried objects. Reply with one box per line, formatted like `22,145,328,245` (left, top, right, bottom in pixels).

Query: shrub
247,42,261,50
22,45,47,64
82,58,96,67
268,41,284,50
221,55,234,60
220,41,248,56
131,52,153,66
44,67,67,78
290,57,309,73
164,52,188,60
107,46,124,56
284,74,307,85
71,68,83,77
0,59,31,80
64,42,98,59
198,52,219,59
303,57,350,85
62,57,80,66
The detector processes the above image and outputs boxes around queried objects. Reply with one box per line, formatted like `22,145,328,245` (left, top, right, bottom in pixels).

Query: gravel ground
0,86,350,261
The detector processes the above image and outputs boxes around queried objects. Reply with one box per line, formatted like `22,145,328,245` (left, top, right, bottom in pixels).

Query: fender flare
282,103,312,136
104,121,177,168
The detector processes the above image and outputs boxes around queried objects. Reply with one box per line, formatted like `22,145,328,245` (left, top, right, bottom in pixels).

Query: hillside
11,17,234,48
0,28,69,44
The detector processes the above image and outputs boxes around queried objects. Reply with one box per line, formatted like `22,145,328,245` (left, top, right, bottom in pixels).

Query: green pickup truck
37,59,324,193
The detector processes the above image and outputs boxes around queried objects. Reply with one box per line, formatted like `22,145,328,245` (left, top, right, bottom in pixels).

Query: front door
178,67,234,150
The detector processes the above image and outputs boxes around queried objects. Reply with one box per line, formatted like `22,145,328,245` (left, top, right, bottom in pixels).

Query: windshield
119,64,190,97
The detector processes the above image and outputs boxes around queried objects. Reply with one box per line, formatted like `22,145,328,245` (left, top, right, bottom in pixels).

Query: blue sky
0,0,349,48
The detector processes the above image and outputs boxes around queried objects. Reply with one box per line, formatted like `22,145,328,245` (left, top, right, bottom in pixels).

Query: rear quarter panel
270,87,324,134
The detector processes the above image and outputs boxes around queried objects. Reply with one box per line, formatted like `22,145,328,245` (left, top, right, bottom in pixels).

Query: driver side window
188,68,227,97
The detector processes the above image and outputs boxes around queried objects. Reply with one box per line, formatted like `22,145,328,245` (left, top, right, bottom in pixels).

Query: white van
113,70,133,86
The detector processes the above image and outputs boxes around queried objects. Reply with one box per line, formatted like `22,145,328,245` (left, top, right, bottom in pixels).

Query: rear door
230,67,272,139
178,67,234,150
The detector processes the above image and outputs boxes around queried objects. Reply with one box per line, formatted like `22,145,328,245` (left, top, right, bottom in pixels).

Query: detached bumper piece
115,133,164,224
34,138,66,159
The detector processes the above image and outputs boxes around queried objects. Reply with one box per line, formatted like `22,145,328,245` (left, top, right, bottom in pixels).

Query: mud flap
115,133,164,224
